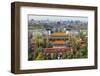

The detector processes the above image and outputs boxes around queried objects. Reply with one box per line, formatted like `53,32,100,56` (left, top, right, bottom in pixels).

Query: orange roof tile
53,40,65,44
50,32,67,37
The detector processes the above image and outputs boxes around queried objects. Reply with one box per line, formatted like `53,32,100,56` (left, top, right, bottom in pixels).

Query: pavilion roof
49,32,67,37
53,40,65,45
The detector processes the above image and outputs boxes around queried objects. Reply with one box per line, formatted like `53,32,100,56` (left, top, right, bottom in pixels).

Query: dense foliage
28,30,88,60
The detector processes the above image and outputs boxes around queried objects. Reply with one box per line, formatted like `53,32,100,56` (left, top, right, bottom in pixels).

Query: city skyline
28,15,88,22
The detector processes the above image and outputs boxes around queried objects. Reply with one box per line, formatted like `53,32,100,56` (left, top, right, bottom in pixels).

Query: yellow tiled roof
53,40,65,44
50,32,67,37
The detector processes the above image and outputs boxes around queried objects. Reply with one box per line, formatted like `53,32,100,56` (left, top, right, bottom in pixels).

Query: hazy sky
28,15,88,22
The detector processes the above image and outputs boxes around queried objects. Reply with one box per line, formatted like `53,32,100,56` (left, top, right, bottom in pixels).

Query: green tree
32,32,44,48
31,32,44,60
36,52,45,60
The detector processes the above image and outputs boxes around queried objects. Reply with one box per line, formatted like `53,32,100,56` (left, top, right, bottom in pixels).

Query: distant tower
48,30,51,35
64,28,66,32
66,30,69,35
